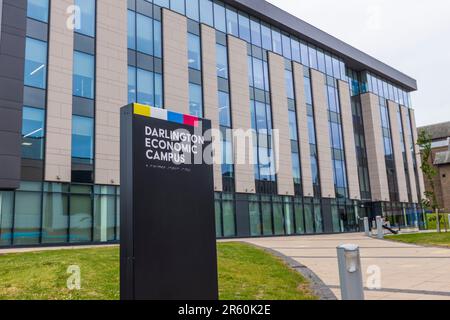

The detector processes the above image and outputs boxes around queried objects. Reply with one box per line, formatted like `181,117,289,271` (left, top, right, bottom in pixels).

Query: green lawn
386,232,450,248
0,243,317,300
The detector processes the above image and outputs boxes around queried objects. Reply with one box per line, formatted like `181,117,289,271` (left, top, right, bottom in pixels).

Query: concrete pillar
95,0,128,186
338,80,360,200
292,63,314,197
163,9,189,114
228,35,255,194
268,52,294,196
400,106,419,203
201,24,222,192
361,93,390,202
45,0,74,183
310,69,335,198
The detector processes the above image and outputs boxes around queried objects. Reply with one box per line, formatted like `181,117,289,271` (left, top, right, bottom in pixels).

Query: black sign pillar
120,103,218,300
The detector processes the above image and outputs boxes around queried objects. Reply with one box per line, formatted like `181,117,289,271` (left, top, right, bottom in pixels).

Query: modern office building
0,0,426,247
418,122,450,213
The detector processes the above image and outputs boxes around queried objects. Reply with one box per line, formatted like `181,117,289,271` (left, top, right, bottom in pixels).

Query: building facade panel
45,0,74,183
0,0,26,190
201,24,222,192
338,80,360,200
95,0,128,186
228,35,255,194
361,93,390,202
310,69,335,198
292,63,313,197
162,9,189,114
401,106,419,203
410,109,426,201
268,52,294,196
387,101,409,202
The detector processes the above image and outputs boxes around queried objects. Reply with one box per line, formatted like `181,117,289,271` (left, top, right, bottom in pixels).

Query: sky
266,0,450,127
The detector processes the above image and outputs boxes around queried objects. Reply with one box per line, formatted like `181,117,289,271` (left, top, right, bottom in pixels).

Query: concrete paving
238,233,450,300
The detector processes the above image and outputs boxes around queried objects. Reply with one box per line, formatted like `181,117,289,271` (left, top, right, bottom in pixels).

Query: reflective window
216,44,228,78
154,73,163,108
288,111,297,140
250,18,261,47
285,70,294,99
22,107,45,160
127,10,136,50
74,0,96,37
300,41,309,66
128,66,136,103
0,191,14,247
213,2,226,32
282,34,291,59
154,20,162,58
291,154,301,184
73,51,95,99
317,49,326,73
225,7,238,36
186,0,199,21
171,0,185,15
271,28,282,54
27,0,49,23
153,0,169,8
72,116,94,163
238,12,250,42
291,38,300,62
137,13,153,55
221,130,233,177
252,58,264,90
261,23,272,50
13,189,42,245
42,186,69,244
70,187,92,243
218,91,231,127
200,0,214,26
24,38,47,89
188,33,201,70
308,45,318,69
189,83,203,117
137,68,154,106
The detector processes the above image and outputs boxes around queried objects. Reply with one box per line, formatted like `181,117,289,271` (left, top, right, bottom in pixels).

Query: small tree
417,129,440,231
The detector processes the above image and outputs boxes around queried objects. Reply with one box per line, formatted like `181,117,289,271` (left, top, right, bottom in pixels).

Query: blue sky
267,0,450,126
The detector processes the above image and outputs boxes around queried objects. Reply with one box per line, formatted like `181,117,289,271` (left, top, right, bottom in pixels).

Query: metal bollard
337,244,365,300
363,217,370,237
376,216,384,239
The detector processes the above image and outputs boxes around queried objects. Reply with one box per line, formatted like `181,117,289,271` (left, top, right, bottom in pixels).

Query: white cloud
267,0,450,126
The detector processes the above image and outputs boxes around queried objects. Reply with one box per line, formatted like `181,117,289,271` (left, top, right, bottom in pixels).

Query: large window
200,0,213,26
24,38,48,89
27,0,49,22
188,33,201,71
74,0,96,37
189,83,203,117
128,67,163,108
22,107,45,160
218,91,231,127
216,44,228,79
129,11,162,58
72,116,94,163
73,51,95,99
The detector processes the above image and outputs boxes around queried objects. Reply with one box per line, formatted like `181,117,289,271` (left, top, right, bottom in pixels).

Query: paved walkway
238,233,450,300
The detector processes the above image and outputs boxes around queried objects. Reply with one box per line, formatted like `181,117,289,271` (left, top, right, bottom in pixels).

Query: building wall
401,106,419,203
95,0,128,186
0,0,26,190
338,80,360,200
439,165,450,212
387,100,408,202
410,109,426,201
268,52,294,196
228,35,255,194
292,63,313,197
361,93,390,202
44,0,74,183
310,69,334,198
162,9,189,114
201,24,222,192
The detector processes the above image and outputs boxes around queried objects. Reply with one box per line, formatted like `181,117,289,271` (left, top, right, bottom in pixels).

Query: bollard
337,244,365,300
363,217,370,237
376,216,384,239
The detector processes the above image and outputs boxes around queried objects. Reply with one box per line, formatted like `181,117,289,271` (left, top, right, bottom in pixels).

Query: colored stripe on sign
133,103,201,128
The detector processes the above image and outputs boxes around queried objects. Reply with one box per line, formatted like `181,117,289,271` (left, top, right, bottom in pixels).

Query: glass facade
21,107,45,160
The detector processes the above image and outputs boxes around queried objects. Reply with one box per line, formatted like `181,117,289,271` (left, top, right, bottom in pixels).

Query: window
188,33,201,70
154,20,162,58
27,0,49,22
291,38,300,62
250,19,261,47
74,0,96,37
70,186,93,243
127,10,136,50
308,45,318,69
128,66,136,103
170,0,185,14
271,28,282,54
42,186,69,244
137,14,153,55
288,111,297,140
261,23,272,50
213,2,226,32
22,107,45,160
221,130,233,177
13,189,42,245
200,0,213,26
291,154,301,184
238,12,250,42
24,38,47,89
285,70,294,99
73,51,95,99
130,67,163,108
189,83,203,117
226,8,238,36
216,44,228,78
282,34,291,59
186,0,199,21
153,0,169,8
252,58,264,90
72,116,94,163
218,91,231,127
137,68,154,106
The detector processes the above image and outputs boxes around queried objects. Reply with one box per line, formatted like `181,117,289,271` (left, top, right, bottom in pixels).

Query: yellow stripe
133,103,151,117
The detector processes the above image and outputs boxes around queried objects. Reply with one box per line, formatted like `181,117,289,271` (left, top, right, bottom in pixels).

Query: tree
417,129,441,231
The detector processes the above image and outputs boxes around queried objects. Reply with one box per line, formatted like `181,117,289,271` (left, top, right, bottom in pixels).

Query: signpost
120,103,218,300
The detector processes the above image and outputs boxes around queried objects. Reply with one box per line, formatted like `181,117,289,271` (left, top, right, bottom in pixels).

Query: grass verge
386,232,450,248
0,242,317,300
